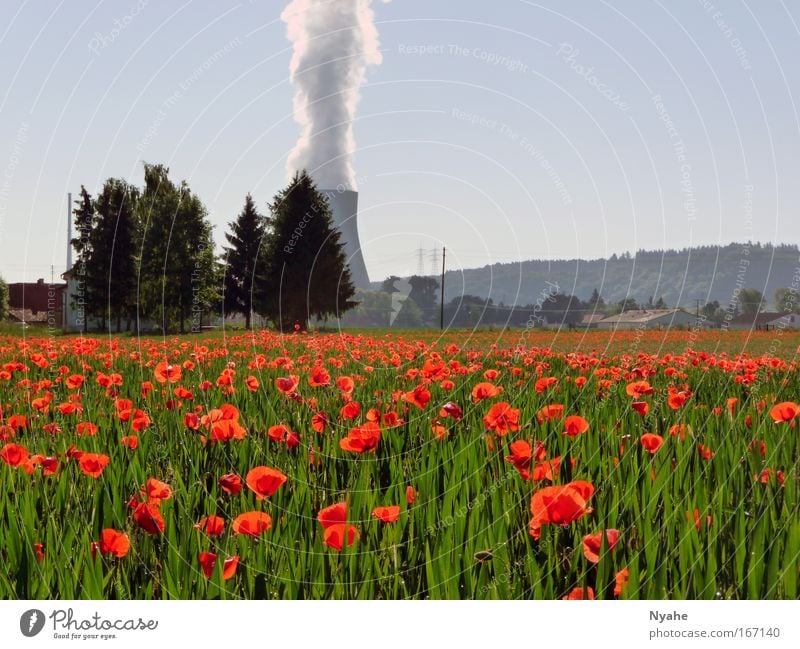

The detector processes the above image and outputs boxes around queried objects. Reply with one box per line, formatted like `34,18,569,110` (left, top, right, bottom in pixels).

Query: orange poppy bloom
7,414,27,430
311,411,330,433
336,375,355,394
98,529,130,558
404,385,431,409
406,486,417,506
641,433,664,454
668,424,690,441
338,401,360,421
626,380,653,398
534,376,558,393
582,529,620,563
76,421,98,436
471,382,502,403
308,365,331,387
667,391,690,410
194,515,225,537
614,567,630,596
529,481,594,539
372,506,400,523
154,361,182,384
323,524,360,551
340,422,381,453
219,473,243,495
531,457,561,482
770,401,799,423
563,586,594,600
78,453,110,478
146,478,172,502
505,439,533,479
133,502,165,535
536,404,564,423
232,511,272,536
483,401,521,435
121,435,138,449
686,509,712,531
198,552,239,580
318,502,348,528
245,466,287,500
563,415,589,437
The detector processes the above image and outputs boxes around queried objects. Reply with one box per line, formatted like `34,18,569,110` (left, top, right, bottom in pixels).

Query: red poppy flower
308,365,331,387
582,529,620,563
232,511,272,537
318,502,348,528
146,478,172,502
534,376,558,393
194,515,225,537
33,542,45,562
439,401,464,421
406,485,416,506
7,414,27,430
668,424,690,441
770,401,799,423
98,529,130,558
336,375,355,394
116,434,137,451
219,473,243,495
505,439,533,479
76,421,98,436
563,415,589,437
372,505,400,523
340,422,381,453
0,443,29,467
631,401,649,417
275,375,299,394
536,404,564,423
133,502,165,535
563,586,594,600
483,402,521,435
340,401,361,420
471,382,502,403
529,481,593,539
531,457,561,482
614,567,630,596
323,524,360,551
78,453,110,478
198,552,239,580
311,411,329,433
641,433,664,454
626,380,653,398
404,385,431,409
245,466,287,500
154,361,182,384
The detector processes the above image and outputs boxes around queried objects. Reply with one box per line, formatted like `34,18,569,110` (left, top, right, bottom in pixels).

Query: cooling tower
321,189,370,289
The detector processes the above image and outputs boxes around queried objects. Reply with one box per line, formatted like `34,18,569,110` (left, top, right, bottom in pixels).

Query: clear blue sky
1,0,798,284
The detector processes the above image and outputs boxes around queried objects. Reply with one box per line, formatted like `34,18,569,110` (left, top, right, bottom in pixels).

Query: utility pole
440,247,446,330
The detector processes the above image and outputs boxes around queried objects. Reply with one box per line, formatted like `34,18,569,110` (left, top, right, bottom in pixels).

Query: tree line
70,166,355,333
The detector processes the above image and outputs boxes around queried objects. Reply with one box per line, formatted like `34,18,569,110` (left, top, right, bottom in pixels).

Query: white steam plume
281,0,388,190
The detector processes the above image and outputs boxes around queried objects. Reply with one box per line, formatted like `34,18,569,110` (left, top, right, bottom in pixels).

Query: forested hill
439,243,800,307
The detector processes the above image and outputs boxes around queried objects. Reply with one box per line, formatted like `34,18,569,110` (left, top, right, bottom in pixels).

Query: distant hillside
436,243,799,308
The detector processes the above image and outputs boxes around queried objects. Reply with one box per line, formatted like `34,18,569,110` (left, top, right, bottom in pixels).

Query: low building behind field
7,278,65,328
596,308,696,331
728,311,800,331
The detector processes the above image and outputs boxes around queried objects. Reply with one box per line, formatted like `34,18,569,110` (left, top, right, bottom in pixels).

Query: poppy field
0,328,799,600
